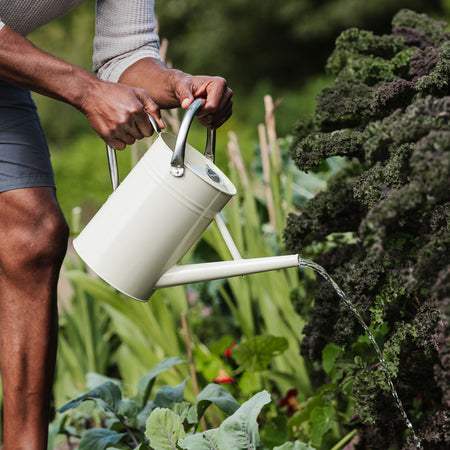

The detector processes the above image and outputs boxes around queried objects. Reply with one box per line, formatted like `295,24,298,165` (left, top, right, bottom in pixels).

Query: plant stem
118,417,140,448
330,428,358,450
258,123,277,229
181,312,200,397
181,311,207,431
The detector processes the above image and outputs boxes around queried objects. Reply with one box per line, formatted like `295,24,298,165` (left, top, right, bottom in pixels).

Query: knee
11,209,69,274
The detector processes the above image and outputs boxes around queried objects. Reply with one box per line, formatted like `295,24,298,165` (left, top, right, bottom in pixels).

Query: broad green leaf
260,415,288,448
117,397,140,422
310,405,334,448
145,407,186,450
136,357,186,407
58,382,122,414
273,441,316,450
154,378,187,408
78,429,127,450
86,372,122,390
322,343,342,379
179,390,271,450
137,401,155,430
170,401,192,425
194,383,241,422
232,335,289,372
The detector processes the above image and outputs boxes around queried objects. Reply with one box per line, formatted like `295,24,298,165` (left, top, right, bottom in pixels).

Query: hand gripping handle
106,100,216,189
106,114,161,191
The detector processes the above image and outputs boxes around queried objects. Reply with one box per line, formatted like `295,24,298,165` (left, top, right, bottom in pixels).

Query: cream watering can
73,99,300,302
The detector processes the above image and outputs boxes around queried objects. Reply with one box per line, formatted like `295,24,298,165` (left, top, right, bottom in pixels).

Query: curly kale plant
284,9,449,449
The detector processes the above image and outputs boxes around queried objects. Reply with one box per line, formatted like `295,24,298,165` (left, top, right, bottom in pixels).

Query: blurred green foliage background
27,0,449,220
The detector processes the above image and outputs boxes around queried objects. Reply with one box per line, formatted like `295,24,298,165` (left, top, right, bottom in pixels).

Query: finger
109,128,137,149
135,88,165,130
198,98,233,129
200,77,231,112
106,138,127,151
133,114,152,138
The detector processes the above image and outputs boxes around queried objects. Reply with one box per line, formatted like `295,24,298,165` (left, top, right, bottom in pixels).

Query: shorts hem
0,177,56,194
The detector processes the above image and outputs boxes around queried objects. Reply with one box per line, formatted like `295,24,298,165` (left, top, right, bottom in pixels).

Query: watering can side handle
171,99,216,177
204,128,216,163
106,144,120,191
106,114,161,191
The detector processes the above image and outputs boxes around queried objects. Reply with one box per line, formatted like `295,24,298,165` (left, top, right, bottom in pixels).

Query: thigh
0,80,55,193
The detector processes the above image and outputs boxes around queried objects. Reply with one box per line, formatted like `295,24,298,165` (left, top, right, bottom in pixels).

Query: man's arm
0,25,164,150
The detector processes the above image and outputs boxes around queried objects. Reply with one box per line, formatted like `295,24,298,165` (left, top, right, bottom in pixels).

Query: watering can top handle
106,99,216,189
170,98,216,177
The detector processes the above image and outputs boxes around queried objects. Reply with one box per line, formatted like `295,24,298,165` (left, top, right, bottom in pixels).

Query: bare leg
0,187,69,450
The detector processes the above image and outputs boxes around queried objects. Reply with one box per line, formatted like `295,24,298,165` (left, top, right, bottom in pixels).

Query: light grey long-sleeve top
0,0,162,81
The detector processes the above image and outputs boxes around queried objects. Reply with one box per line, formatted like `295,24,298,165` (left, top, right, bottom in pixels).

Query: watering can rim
106,99,219,191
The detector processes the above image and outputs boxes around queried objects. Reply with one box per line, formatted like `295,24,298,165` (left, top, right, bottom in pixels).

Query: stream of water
298,258,422,449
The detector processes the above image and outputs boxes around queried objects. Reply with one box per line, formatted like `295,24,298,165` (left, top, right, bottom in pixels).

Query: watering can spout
154,254,300,291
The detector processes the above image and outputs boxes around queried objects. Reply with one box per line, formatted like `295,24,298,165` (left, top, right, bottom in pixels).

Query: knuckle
145,103,158,114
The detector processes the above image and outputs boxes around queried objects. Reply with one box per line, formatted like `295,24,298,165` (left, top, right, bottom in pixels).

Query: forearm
0,25,97,111
118,57,187,109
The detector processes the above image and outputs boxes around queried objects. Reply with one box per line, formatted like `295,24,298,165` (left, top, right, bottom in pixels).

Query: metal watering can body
73,100,299,302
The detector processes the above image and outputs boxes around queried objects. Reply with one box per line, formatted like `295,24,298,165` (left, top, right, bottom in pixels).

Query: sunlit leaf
179,390,271,450
232,335,289,371
145,408,186,449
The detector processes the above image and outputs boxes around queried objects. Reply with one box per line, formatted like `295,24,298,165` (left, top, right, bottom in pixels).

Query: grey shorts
0,80,55,193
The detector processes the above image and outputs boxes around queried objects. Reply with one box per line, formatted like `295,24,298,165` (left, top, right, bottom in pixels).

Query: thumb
176,79,196,109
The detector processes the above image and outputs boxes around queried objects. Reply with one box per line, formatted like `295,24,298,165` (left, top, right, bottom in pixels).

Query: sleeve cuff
96,46,163,82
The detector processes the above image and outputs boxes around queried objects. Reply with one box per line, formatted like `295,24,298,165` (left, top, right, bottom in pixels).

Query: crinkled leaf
58,381,122,414
310,406,334,448
273,441,316,450
179,390,271,450
136,357,186,407
78,429,127,450
232,336,289,371
194,383,241,423
154,378,187,408
145,407,186,449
